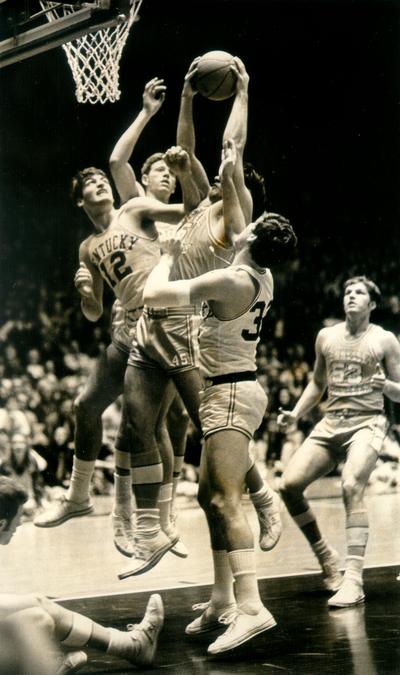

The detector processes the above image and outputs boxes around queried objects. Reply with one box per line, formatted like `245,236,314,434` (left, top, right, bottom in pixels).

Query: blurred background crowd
1,231,400,521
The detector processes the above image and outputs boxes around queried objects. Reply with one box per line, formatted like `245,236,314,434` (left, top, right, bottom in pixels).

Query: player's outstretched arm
75,242,104,322
110,78,166,203
217,139,246,244
176,59,210,200
278,331,327,428
222,57,252,223
144,240,233,308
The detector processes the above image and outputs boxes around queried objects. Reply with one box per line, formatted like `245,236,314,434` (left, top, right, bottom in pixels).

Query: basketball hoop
39,1,143,104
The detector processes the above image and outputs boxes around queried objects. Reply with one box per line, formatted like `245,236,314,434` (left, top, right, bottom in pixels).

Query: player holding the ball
118,55,282,581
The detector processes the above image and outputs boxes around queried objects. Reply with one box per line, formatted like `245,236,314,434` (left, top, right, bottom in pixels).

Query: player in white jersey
120,60,281,578
278,276,400,607
142,141,297,654
0,476,164,671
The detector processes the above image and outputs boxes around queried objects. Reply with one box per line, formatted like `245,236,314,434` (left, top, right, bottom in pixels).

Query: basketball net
39,1,143,104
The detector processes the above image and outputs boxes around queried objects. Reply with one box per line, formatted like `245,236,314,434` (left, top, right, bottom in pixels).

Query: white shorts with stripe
199,380,268,440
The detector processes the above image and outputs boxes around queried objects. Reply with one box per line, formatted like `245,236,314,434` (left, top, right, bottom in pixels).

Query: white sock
210,549,235,608
228,548,262,614
158,483,173,530
67,458,95,503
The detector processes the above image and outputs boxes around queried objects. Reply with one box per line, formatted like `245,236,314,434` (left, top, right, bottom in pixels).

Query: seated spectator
0,433,45,518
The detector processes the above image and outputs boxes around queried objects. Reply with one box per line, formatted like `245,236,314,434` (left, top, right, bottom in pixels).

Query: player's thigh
342,429,380,487
205,429,249,497
172,368,202,430
77,343,127,409
124,365,170,428
156,380,178,426
281,436,337,491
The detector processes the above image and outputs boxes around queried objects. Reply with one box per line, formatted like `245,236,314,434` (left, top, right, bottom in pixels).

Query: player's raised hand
219,139,237,179
182,57,200,96
143,77,166,115
163,146,191,175
277,407,297,429
232,56,249,94
370,363,386,390
74,262,94,298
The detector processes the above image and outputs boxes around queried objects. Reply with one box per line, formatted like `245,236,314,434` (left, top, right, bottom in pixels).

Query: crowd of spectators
1,234,400,519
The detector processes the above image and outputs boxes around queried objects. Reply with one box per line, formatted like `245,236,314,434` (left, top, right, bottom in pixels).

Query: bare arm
371,332,400,402
109,78,166,203
124,196,186,224
222,57,252,223
218,139,246,244
278,331,327,426
75,241,104,322
163,146,201,213
144,241,238,308
176,60,210,200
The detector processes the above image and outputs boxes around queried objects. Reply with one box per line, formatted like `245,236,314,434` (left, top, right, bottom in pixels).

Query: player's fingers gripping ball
192,50,237,101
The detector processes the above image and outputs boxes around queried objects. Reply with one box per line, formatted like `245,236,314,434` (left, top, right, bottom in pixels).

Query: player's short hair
70,167,108,203
0,476,27,526
249,212,297,268
244,162,267,219
141,153,165,177
344,276,381,304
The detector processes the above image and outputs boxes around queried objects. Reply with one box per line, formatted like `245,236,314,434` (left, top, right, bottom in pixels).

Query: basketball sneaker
207,605,276,654
164,515,188,558
328,577,365,608
56,650,88,674
112,513,135,558
34,497,94,528
118,531,174,578
254,491,282,551
185,601,237,635
111,594,164,666
319,547,343,592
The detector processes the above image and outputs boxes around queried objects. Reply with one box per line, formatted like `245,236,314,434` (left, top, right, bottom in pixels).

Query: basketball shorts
303,412,388,459
199,380,268,440
128,306,200,373
111,306,141,355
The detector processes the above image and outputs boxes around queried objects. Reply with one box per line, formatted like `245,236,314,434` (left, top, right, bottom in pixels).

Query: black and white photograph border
0,0,400,672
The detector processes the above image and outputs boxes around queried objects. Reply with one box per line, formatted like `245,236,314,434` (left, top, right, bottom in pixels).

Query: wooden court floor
2,484,400,673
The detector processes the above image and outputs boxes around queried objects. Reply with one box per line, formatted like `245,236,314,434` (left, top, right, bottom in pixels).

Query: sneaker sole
114,539,134,558
170,541,188,558
207,617,277,654
328,594,365,609
34,505,94,528
186,619,221,635
118,539,175,579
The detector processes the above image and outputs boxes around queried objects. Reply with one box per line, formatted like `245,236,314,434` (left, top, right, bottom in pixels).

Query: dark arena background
0,1,400,673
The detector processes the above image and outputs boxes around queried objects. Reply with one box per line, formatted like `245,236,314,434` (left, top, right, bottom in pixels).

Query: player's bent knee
341,477,364,501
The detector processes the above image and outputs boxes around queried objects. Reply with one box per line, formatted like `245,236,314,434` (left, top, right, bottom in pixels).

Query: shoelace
191,601,210,612
218,608,239,627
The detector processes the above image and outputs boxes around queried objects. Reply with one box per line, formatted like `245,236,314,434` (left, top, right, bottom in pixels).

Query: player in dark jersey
278,276,400,607
0,476,163,671
142,140,297,654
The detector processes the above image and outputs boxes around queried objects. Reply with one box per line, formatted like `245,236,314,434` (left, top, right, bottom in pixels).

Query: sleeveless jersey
322,322,385,412
199,265,274,377
170,203,234,281
87,209,160,312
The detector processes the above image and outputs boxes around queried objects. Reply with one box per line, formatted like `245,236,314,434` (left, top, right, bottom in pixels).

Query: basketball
193,50,237,101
